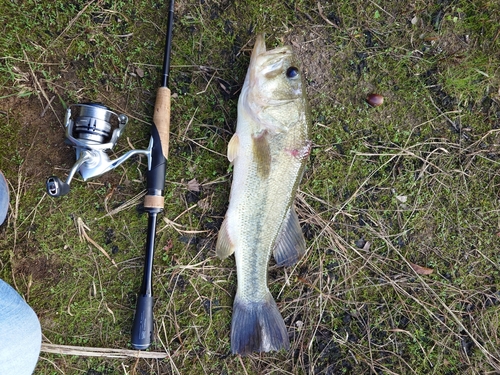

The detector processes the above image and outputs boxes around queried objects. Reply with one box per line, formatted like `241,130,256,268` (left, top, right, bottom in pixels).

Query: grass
1,0,500,374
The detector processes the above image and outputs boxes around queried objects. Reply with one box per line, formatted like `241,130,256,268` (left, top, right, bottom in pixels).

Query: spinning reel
46,103,152,197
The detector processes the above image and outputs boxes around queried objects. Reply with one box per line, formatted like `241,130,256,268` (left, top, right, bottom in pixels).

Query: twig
20,48,60,125
187,138,226,157
40,343,168,359
238,355,249,375
40,95,55,117
97,190,146,220
161,217,209,235
368,0,395,19
49,0,97,48
317,2,340,29
428,95,468,140
196,71,217,95
77,217,118,268
121,362,130,375
39,356,65,374
181,107,198,141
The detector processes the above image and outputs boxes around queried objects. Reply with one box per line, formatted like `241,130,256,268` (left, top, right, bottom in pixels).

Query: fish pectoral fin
227,133,239,163
216,217,235,259
273,206,306,266
252,130,271,178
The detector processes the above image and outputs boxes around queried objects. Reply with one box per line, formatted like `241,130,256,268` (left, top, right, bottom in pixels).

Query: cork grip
153,86,171,159
144,195,165,209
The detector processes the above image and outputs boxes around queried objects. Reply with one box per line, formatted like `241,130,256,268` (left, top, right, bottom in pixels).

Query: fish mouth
250,34,267,64
250,34,292,63
249,35,294,82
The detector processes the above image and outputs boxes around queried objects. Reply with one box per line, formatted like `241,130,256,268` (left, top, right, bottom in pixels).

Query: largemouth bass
216,34,311,355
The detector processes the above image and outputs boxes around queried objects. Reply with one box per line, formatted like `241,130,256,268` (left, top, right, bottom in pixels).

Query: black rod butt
131,294,154,350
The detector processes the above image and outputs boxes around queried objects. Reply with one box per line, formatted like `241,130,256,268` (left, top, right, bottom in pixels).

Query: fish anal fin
252,130,271,178
230,292,289,355
227,133,239,163
216,217,235,259
273,207,306,267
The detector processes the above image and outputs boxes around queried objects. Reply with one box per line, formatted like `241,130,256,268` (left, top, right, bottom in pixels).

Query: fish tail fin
230,292,289,355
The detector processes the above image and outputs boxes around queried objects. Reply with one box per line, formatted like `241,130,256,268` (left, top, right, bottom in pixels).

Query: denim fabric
0,280,41,375
0,171,8,225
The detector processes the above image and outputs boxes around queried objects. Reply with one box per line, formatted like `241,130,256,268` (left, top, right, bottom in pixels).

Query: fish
216,34,311,355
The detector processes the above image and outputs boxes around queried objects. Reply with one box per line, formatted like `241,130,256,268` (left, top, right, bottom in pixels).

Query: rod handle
144,87,171,209
153,86,171,159
131,293,154,350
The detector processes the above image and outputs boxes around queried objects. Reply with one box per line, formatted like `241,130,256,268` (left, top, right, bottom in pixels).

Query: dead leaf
163,239,173,252
135,67,144,78
410,262,433,275
187,178,200,192
197,197,211,210
104,302,116,323
396,195,407,203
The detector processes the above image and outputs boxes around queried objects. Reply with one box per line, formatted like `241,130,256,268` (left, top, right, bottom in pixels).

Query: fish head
249,35,303,101
241,34,308,133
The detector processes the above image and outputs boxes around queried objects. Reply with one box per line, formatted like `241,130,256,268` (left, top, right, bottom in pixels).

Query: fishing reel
46,103,152,197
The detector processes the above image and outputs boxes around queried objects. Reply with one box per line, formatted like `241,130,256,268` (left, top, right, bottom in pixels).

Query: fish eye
286,66,299,79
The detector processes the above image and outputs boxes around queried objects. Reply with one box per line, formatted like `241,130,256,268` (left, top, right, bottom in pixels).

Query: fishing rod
131,0,174,350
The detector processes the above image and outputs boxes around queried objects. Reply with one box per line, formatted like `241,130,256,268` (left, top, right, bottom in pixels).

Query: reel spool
73,103,117,144
46,103,151,197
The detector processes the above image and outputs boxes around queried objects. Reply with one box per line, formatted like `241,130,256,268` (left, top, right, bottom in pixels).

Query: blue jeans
0,279,41,374
0,171,8,225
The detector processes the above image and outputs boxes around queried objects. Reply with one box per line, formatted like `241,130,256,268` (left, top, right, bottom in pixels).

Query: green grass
1,0,500,374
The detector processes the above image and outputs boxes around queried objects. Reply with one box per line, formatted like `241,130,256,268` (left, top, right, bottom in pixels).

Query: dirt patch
12,248,63,286
0,91,68,283
0,95,68,179
285,30,345,108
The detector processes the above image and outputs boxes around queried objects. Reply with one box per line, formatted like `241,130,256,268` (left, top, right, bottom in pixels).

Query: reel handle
46,176,70,197
45,149,93,197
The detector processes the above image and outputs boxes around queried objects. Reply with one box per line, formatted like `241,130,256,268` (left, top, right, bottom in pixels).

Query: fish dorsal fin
216,217,235,259
227,133,239,163
273,206,306,266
